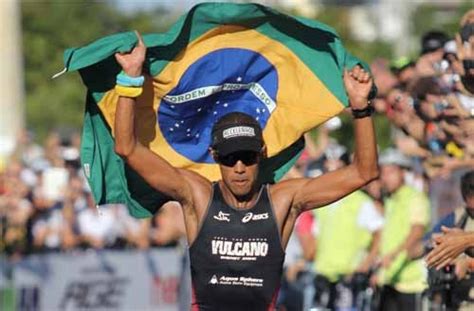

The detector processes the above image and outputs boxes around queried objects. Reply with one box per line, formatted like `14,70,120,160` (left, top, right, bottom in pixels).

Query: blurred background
1,0,473,310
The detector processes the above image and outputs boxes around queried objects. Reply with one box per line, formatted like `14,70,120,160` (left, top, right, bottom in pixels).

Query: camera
427,265,456,292
425,247,474,310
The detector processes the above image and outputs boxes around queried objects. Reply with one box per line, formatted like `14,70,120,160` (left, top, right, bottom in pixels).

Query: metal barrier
0,248,191,311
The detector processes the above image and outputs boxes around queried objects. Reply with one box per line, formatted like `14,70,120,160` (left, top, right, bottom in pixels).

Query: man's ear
209,148,219,162
261,145,267,159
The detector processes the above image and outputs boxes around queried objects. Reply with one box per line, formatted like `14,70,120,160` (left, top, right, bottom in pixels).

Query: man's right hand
114,31,146,77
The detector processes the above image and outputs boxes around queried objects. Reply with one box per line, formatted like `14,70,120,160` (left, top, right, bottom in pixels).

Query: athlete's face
380,164,404,194
215,150,261,198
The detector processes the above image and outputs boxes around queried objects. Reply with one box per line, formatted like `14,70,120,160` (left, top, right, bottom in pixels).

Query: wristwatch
352,101,374,119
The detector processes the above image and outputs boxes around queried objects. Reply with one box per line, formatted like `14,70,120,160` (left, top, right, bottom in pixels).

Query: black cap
460,23,474,42
211,113,263,156
421,31,449,55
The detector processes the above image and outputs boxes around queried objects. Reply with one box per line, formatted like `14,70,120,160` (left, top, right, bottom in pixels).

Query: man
423,171,474,310
415,30,448,77
426,170,474,269
113,33,378,310
376,148,430,311
457,10,474,93
390,57,416,88
312,148,384,310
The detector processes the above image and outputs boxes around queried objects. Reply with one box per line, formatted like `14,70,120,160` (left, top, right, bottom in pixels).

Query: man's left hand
343,66,373,109
426,226,470,270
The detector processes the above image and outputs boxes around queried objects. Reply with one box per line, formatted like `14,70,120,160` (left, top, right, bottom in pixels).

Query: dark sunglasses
217,151,260,167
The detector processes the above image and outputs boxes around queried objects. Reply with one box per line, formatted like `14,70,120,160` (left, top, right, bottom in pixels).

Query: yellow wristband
115,85,143,98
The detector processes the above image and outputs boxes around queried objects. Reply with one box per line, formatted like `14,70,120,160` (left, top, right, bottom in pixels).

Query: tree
21,1,170,140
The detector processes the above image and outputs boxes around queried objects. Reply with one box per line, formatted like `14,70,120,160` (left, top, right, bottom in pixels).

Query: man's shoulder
348,189,373,203
269,178,316,217
269,178,306,196
397,185,428,200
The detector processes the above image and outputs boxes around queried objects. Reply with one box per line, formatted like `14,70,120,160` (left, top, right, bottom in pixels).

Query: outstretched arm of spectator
442,95,470,119
356,230,381,273
303,129,329,160
391,111,425,143
395,135,431,158
426,226,474,269
381,224,425,268
438,157,474,177
439,120,463,137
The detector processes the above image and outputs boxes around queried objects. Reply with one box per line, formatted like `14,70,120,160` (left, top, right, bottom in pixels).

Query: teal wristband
116,72,145,87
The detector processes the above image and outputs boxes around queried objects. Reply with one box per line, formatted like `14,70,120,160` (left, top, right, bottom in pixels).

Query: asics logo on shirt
242,212,269,223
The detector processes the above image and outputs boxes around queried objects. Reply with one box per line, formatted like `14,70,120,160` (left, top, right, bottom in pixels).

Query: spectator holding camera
416,31,449,78
454,10,474,94
370,10,474,184
427,171,474,268
424,170,474,310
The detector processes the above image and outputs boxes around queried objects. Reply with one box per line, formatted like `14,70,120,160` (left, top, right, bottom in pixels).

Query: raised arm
113,32,196,206
426,227,474,270
287,66,379,212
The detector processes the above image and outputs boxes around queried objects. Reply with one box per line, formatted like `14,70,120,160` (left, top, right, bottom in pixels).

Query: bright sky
113,0,286,13
114,0,220,13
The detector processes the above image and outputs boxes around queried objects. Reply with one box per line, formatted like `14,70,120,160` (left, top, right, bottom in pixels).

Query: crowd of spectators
276,10,474,310
371,11,474,179
0,129,186,260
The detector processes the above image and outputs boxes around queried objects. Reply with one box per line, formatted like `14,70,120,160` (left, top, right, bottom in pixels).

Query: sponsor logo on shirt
211,237,268,261
213,211,230,222
208,274,264,287
209,275,219,285
241,212,268,223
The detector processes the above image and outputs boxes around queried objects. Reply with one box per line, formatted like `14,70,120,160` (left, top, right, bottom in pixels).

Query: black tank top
189,183,285,311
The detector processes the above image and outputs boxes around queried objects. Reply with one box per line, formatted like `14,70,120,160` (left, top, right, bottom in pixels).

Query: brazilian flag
61,2,371,218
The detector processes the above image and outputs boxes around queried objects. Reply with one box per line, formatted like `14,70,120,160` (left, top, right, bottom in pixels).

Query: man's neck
219,181,261,209
466,208,474,219
383,183,405,199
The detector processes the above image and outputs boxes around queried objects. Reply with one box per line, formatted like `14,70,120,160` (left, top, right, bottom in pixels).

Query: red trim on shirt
268,285,280,311
190,284,199,311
